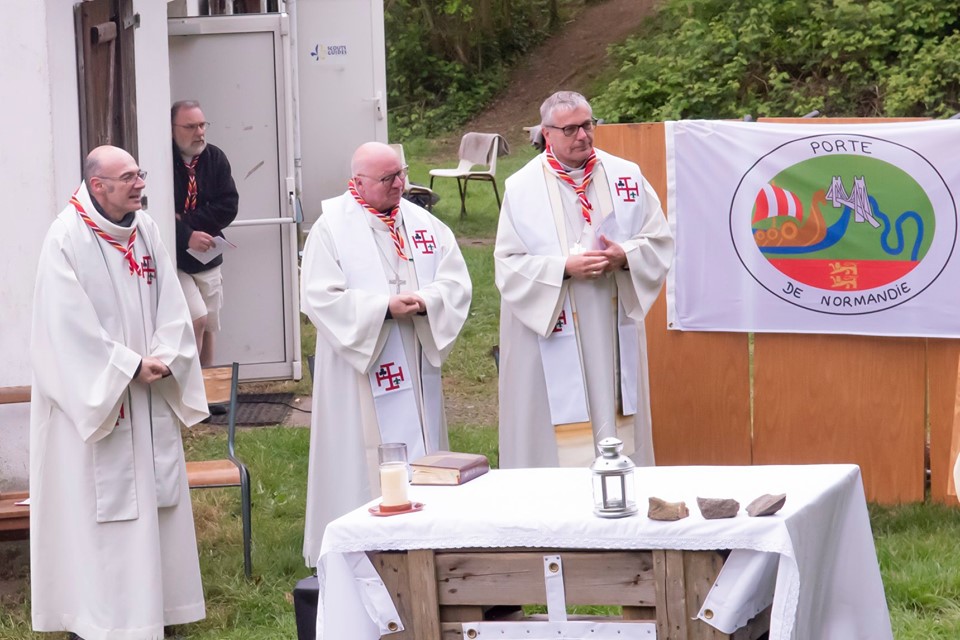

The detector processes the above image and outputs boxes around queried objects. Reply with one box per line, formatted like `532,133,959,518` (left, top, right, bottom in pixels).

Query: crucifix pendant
388,276,406,294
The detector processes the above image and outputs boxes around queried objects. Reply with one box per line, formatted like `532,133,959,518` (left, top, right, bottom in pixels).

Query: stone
647,496,689,521
696,497,740,519
746,493,787,517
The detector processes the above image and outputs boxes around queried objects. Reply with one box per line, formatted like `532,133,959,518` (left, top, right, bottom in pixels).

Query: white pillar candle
379,462,410,507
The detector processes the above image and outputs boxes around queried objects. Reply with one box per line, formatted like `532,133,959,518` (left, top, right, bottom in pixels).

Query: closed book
410,451,490,485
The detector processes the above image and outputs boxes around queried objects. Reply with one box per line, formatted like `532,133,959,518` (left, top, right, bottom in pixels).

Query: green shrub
591,0,960,122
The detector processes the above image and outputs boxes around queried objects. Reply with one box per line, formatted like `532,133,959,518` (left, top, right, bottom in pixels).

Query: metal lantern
590,437,638,518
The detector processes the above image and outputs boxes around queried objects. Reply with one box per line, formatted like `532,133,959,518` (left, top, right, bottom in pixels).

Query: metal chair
429,132,505,217
188,362,252,578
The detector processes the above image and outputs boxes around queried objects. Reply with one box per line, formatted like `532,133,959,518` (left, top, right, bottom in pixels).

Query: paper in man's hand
187,236,237,264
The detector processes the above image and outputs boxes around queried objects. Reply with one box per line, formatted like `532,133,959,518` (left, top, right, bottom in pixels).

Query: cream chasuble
495,149,674,469
300,192,472,566
29,183,208,640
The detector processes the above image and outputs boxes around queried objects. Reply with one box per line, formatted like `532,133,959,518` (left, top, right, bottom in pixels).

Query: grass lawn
3,139,960,637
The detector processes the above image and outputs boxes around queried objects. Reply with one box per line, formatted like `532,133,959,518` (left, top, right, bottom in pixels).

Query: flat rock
648,496,689,521
696,497,740,519
746,493,786,517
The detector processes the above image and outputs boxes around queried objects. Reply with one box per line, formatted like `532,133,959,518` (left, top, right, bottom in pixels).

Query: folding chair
187,362,253,578
389,143,439,210
429,132,507,217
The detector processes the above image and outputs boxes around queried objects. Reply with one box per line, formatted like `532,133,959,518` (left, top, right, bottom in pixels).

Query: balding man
299,142,472,564
29,146,208,639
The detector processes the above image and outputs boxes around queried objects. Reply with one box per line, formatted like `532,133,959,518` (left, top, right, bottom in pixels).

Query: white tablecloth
316,465,892,640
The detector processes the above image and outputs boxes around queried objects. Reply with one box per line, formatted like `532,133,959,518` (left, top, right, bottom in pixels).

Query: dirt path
461,0,658,150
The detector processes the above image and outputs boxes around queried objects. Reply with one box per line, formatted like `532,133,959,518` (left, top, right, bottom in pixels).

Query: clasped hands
136,356,171,384
389,293,427,319
565,234,627,280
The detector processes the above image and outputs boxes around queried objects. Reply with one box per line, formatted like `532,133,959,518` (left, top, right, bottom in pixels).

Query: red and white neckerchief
183,155,200,212
348,179,407,260
71,192,142,276
544,145,599,225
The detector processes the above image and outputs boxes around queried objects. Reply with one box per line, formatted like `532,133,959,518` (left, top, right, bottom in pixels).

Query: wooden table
315,466,892,640
370,546,768,639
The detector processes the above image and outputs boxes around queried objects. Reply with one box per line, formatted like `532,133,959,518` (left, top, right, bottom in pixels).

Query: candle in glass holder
379,462,410,508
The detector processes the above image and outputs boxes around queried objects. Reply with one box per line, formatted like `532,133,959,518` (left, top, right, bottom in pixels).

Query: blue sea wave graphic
759,196,924,259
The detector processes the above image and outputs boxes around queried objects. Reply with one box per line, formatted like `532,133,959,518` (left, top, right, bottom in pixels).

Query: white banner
666,120,960,337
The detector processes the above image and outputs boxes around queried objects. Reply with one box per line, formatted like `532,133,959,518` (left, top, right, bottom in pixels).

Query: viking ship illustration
752,183,826,248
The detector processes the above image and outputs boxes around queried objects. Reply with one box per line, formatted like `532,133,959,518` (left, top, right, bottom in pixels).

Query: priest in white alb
300,142,472,566
495,91,674,469
30,146,209,640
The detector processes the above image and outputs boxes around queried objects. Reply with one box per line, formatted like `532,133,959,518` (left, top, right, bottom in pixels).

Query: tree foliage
591,0,960,122
386,0,572,138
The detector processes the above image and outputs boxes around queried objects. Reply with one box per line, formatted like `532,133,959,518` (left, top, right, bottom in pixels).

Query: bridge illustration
825,176,879,228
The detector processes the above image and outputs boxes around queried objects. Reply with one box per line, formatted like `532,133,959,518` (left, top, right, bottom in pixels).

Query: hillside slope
463,0,658,148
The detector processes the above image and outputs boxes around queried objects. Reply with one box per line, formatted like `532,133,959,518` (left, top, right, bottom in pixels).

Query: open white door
294,0,388,225
168,14,301,381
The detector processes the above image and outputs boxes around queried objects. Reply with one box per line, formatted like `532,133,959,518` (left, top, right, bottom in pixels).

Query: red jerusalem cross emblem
615,176,640,202
375,362,405,391
553,310,568,333
140,255,156,285
411,229,437,254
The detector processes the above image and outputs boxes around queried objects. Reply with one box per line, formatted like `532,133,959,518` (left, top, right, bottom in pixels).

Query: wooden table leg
407,550,442,638
372,550,442,639
654,549,729,639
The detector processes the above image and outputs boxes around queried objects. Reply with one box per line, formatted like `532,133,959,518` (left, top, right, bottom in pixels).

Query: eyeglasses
96,170,147,185
544,119,597,138
174,122,211,132
359,165,409,186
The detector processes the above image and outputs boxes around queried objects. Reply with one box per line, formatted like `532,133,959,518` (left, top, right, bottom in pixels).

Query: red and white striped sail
753,183,804,223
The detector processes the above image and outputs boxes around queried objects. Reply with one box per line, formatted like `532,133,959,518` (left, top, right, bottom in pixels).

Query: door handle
228,218,297,228
364,92,384,120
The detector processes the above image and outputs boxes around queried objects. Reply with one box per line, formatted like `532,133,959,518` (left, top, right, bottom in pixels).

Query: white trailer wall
0,0,177,491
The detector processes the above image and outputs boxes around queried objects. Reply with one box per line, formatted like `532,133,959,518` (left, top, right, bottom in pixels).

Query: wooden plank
118,0,139,160
438,605,485,623
929,338,960,503
75,0,138,162
754,333,926,503
654,550,739,640
682,551,726,639
654,549,688,639
0,492,30,534
731,605,772,640
0,386,30,404
595,123,752,466
622,605,657,621
370,552,415,639
186,460,241,487
202,366,233,405
406,550,442,639
434,550,656,606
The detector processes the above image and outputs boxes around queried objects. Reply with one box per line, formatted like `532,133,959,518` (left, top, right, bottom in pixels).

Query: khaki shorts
177,266,223,331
